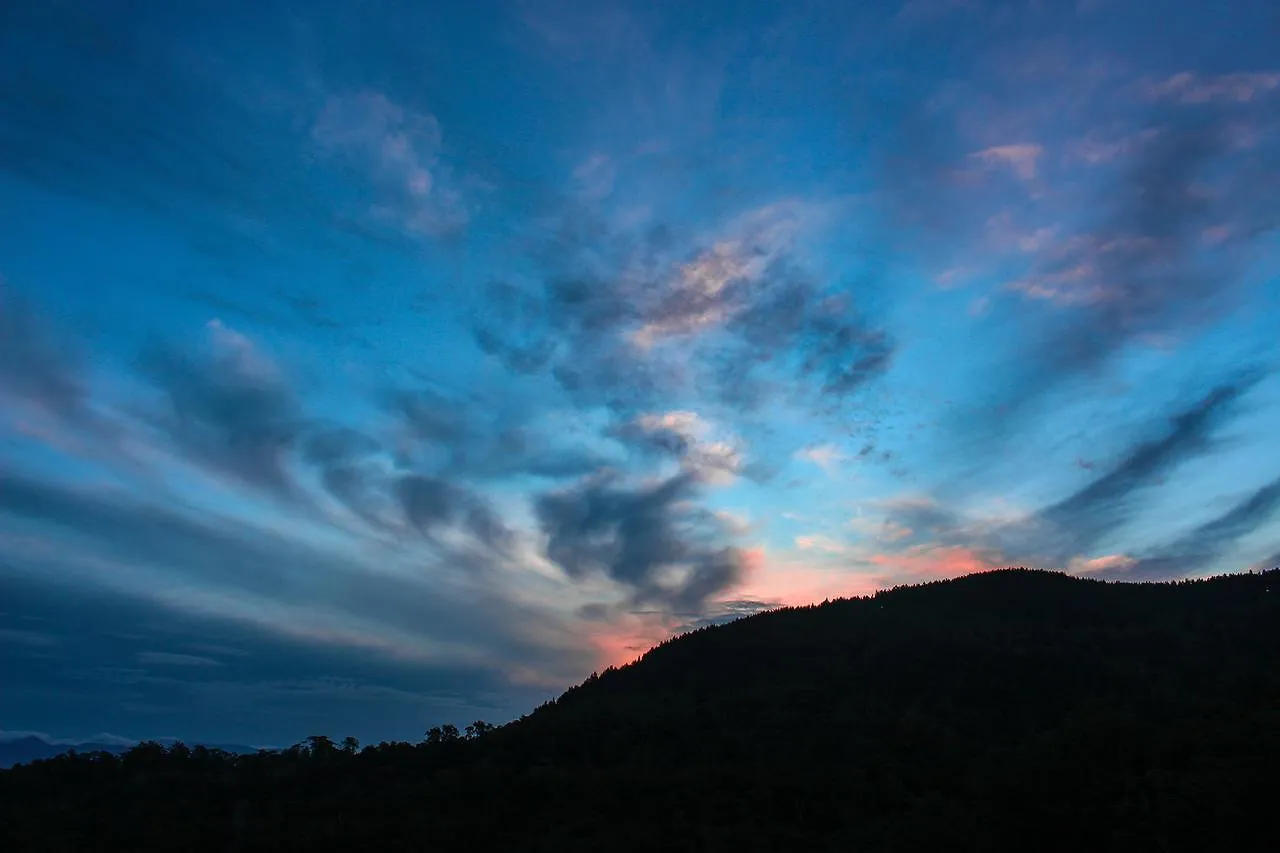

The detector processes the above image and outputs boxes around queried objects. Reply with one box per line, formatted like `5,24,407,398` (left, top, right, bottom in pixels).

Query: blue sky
2,0,1278,746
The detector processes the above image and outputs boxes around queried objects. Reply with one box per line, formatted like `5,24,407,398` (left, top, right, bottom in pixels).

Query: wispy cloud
971,143,1044,180
312,91,468,235
1146,71,1280,105
795,444,846,474
137,651,223,667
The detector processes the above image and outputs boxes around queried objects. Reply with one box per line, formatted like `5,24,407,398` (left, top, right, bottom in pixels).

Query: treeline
2,568,1278,852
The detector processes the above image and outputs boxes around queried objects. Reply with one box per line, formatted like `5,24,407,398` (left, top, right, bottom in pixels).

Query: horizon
6,564,1276,748
6,564,1278,748
2,0,1279,746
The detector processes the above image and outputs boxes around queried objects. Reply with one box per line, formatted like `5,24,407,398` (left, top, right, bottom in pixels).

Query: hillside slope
3,569,1278,852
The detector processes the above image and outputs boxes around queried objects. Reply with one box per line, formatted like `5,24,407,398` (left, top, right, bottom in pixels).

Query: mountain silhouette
0,734,260,770
2,568,1277,852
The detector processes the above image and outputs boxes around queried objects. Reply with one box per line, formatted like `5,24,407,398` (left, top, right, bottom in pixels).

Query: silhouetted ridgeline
3,568,1278,852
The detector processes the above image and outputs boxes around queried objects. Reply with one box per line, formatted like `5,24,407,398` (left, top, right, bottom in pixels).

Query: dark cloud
0,470,588,689
470,209,895,417
536,472,745,615
397,475,464,532
141,338,304,496
706,267,898,410
386,389,469,449
471,281,557,374
1115,476,1280,580
320,464,390,529
871,371,1267,570
611,418,693,458
299,426,402,528
0,289,87,419
385,387,605,481
1034,371,1264,556
395,474,511,548
0,467,352,602
0,570,548,746
576,603,613,622
302,426,381,466
800,319,896,397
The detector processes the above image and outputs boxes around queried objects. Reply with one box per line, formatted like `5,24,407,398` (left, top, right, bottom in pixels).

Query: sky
1,0,1278,747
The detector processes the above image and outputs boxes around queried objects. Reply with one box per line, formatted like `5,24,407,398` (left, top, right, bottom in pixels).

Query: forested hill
3,569,1279,853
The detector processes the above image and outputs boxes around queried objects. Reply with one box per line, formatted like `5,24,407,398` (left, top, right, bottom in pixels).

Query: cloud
300,426,393,527
1068,128,1161,165
1066,553,1136,575
794,534,851,555
0,469,586,686
137,652,223,667
616,411,747,484
867,372,1268,573
866,543,1002,582
964,109,1280,424
1146,72,1280,105
631,205,801,347
141,322,303,496
1033,372,1263,556
395,474,511,548
795,443,848,475
0,569,559,744
572,153,616,200
471,201,895,415
868,48,1279,440
0,6,399,266
971,143,1043,180
0,288,88,420
384,386,605,481
1111,475,1280,580
535,471,745,615
312,90,467,235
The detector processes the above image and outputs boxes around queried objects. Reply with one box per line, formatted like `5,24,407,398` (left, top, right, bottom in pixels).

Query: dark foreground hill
3,569,1278,852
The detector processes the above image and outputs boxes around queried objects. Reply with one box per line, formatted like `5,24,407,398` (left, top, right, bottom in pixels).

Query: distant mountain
0,734,260,769
2,569,1278,852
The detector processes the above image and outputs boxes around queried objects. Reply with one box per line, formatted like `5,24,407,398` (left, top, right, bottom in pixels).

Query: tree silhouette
464,721,493,740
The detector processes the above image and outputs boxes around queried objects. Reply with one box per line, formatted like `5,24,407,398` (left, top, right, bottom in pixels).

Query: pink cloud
1005,262,1109,305
795,443,846,474
971,144,1044,180
1067,553,1135,575
867,544,1004,583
